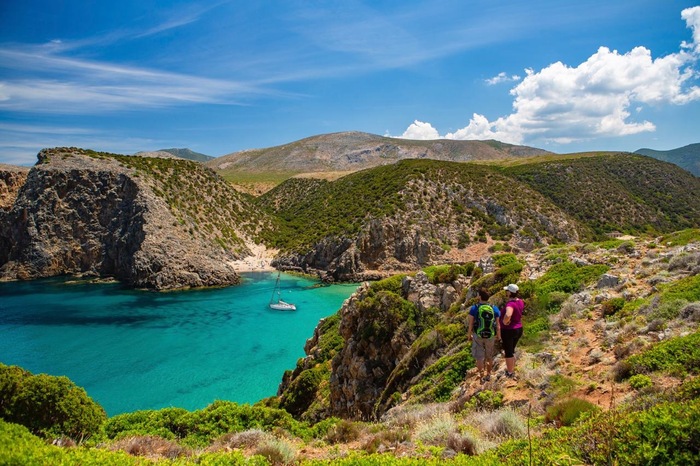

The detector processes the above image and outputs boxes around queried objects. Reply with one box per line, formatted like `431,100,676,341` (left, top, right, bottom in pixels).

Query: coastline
229,243,277,273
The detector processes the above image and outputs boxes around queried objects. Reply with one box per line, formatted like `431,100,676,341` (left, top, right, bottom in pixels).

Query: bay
0,272,358,416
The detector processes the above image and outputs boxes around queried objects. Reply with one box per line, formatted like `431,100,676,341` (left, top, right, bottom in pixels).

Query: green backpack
475,304,496,338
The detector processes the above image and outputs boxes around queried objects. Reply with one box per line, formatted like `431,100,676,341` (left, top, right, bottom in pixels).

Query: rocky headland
0,148,271,290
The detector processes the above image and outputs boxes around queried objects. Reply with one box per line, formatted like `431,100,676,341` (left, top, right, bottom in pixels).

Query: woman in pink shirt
500,283,524,379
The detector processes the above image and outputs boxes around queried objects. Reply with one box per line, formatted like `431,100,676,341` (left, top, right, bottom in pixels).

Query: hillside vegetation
636,143,700,176
253,154,700,280
504,153,700,237
2,230,699,464
48,148,273,255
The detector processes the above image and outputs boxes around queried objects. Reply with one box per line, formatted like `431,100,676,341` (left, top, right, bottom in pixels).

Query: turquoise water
0,273,358,416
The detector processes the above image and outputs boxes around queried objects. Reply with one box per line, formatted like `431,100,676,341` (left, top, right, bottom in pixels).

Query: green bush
423,263,475,284
626,331,700,377
0,419,141,465
466,390,504,410
370,274,407,295
280,364,328,416
105,400,309,447
660,228,700,247
535,261,609,294
602,297,626,316
545,397,599,427
628,374,653,390
0,364,106,440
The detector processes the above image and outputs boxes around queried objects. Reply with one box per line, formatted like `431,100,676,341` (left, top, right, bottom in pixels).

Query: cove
0,272,358,416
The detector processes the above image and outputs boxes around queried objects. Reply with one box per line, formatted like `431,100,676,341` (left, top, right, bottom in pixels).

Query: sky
1,0,700,166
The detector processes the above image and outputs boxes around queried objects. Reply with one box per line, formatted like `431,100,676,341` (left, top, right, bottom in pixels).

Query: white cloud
398,7,700,146
485,72,521,85
0,47,270,113
400,120,440,140
682,6,700,53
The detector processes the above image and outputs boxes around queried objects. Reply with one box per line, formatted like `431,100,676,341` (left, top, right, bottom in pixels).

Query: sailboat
269,271,296,311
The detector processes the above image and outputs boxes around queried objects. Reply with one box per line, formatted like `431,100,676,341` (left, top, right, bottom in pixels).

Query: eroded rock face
0,149,241,290
326,272,468,420
0,165,29,210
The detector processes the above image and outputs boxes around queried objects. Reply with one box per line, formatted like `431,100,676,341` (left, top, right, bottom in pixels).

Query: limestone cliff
0,148,271,290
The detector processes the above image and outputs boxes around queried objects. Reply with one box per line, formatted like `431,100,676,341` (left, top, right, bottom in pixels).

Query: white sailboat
269,271,296,311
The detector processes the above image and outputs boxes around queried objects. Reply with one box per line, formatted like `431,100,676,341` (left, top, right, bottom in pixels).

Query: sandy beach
228,243,277,272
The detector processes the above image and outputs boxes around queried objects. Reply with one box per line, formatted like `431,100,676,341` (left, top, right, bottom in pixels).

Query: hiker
467,288,501,382
500,283,524,379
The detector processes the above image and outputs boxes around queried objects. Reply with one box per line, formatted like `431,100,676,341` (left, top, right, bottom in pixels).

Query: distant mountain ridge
635,143,700,176
206,131,552,176
135,148,213,162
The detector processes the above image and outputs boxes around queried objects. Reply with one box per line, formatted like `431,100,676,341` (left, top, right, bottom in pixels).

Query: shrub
415,413,457,445
602,297,626,316
575,399,700,466
325,419,360,444
423,263,475,284
110,435,189,459
446,431,478,455
480,409,526,439
535,261,610,295
629,374,653,390
625,331,700,377
279,364,328,417
253,437,296,464
466,390,504,411
0,365,106,440
370,274,407,295
545,398,599,427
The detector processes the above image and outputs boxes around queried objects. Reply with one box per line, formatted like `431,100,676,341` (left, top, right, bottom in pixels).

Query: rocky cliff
0,148,270,290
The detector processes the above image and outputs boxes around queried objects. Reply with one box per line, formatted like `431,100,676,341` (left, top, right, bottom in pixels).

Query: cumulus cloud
682,6,700,53
399,6,700,145
400,120,440,140
485,72,521,85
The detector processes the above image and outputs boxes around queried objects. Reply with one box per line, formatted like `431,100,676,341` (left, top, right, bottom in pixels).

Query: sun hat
504,284,519,293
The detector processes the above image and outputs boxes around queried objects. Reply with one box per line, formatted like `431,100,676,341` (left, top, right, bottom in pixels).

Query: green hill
504,153,700,237
635,143,700,176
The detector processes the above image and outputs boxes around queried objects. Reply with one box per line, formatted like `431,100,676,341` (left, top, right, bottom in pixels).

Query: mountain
635,143,700,176
135,148,214,162
0,148,272,290
206,131,552,177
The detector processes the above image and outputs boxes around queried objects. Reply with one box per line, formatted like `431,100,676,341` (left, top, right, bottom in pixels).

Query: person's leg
471,337,485,379
483,338,495,379
501,329,517,375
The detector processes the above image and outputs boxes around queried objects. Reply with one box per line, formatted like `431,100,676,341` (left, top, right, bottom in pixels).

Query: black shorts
501,327,523,358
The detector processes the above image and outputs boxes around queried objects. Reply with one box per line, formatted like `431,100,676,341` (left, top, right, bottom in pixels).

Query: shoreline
229,243,278,273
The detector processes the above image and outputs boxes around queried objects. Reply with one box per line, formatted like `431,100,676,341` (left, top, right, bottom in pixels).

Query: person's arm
496,309,502,340
503,305,514,326
467,314,474,340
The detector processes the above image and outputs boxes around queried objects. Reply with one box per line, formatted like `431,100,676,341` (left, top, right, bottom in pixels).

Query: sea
0,272,359,416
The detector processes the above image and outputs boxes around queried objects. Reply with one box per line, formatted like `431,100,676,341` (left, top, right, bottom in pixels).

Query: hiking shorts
471,334,496,361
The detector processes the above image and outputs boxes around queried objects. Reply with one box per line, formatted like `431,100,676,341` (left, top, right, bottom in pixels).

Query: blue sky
1,1,699,166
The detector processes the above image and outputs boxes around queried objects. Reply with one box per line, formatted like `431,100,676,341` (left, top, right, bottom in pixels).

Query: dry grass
110,435,190,460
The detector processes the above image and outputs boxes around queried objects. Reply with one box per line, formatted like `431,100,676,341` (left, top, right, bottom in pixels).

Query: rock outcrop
0,148,262,290
325,272,469,420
